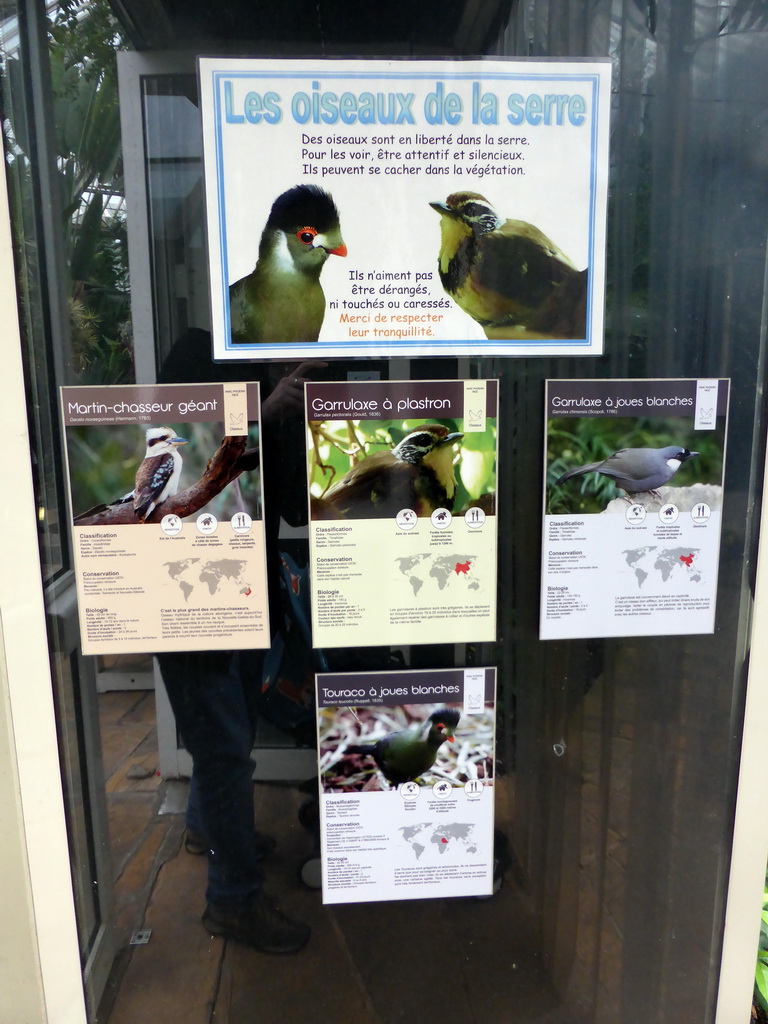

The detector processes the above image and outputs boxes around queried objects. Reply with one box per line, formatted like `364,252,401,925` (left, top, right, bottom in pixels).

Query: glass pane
1,3,68,579
2,1,123,1010
127,7,767,1017
50,648,101,963
3,0,762,1020
142,74,208,367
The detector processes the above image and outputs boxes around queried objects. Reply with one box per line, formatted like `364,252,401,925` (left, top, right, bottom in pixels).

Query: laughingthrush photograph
430,190,587,341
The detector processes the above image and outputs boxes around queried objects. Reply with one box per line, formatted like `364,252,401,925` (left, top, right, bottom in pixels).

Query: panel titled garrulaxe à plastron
305,379,498,647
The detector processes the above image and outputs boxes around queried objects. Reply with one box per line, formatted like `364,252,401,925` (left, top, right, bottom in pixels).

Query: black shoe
185,828,277,860
202,893,311,954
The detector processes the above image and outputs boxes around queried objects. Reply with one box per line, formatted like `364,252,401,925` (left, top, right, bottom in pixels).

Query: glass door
1,0,118,1013
5,0,768,1021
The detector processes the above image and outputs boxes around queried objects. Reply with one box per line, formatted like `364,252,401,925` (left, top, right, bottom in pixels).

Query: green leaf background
308,417,497,513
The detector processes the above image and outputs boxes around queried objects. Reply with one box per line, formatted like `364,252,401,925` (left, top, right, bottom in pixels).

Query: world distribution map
164,557,253,602
400,822,479,861
395,552,481,597
622,546,702,590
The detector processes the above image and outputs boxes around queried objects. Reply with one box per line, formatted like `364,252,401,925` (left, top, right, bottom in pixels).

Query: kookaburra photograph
66,421,262,526
307,416,496,521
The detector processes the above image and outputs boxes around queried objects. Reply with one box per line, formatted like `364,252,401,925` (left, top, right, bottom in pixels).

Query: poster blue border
205,65,606,357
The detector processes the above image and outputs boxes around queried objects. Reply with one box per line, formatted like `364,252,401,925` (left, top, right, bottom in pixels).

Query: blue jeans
156,650,265,907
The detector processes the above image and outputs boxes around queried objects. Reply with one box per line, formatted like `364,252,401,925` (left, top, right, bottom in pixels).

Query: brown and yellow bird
430,191,587,340
312,424,463,520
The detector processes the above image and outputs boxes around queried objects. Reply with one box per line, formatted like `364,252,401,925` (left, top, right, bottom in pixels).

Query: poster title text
223,80,588,127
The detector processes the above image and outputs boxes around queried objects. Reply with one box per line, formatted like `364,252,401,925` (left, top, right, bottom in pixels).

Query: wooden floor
97,691,560,1024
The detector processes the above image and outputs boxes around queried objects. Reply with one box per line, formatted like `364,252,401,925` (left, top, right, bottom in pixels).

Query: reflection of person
156,332,321,954
311,424,463,519
229,185,347,344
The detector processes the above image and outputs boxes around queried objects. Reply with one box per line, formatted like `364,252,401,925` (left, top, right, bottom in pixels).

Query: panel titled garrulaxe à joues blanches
199,58,610,360
61,383,269,654
541,378,730,640
306,379,498,647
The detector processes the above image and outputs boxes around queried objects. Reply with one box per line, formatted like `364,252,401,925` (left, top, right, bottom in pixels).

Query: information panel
60,382,270,654
199,58,610,360
306,379,498,647
541,378,730,640
317,667,496,904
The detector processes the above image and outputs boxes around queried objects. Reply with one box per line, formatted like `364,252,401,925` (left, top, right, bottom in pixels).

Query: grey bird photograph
547,417,724,514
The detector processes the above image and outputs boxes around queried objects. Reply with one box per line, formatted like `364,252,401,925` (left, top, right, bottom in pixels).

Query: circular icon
396,508,417,531
464,779,485,796
432,780,452,799
160,514,182,536
196,512,218,535
625,503,646,524
230,512,253,534
659,503,679,524
430,507,452,530
464,506,486,530
690,502,711,525
399,781,419,800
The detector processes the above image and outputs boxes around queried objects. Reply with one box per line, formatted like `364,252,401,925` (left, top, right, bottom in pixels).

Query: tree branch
74,436,258,526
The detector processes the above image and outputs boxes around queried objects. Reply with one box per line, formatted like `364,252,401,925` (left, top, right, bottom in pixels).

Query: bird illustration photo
311,424,464,520
229,184,347,344
555,445,699,498
430,191,587,340
133,426,188,522
346,708,462,786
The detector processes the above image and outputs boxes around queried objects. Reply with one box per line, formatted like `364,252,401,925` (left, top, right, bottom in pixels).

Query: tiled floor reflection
98,690,561,1024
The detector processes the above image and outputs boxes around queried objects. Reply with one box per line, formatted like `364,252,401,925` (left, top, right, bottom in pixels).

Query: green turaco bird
229,184,347,344
349,707,461,785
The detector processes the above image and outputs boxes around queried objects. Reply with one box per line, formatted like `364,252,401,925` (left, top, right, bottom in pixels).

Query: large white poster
199,58,610,360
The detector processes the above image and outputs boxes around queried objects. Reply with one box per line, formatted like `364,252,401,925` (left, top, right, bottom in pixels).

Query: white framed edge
198,57,610,361
715,437,768,1023
0,154,87,1020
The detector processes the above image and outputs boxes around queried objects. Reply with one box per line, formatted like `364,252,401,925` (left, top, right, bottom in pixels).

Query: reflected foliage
756,867,768,1020
3,0,130,383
